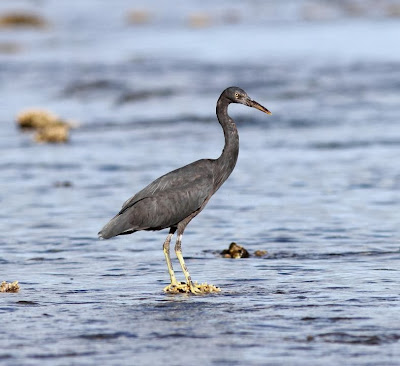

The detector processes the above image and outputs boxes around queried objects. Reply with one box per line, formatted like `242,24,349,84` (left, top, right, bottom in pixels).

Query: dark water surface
1,1,400,365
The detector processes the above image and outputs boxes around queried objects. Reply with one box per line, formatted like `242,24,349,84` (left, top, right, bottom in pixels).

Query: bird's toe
164,282,190,294
164,281,220,295
190,282,221,294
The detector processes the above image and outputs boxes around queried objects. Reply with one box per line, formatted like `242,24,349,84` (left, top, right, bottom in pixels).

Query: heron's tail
98,222,114,239
98,214,135,239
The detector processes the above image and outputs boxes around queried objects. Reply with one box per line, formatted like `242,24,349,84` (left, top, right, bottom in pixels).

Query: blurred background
1,1,400,365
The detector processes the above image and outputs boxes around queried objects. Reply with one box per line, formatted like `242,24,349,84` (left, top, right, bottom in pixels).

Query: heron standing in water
99,87,271,294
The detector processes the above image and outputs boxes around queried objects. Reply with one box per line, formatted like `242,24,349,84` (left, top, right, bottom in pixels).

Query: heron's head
224,86,271,115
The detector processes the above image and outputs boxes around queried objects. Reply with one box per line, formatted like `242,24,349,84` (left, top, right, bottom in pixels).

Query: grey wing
119,159,214,214
99,160,215,239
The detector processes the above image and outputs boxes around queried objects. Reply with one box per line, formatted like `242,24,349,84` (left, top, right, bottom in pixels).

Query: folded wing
99,159,214,239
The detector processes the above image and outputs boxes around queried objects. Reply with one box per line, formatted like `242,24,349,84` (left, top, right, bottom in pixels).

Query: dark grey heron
99,87,271,294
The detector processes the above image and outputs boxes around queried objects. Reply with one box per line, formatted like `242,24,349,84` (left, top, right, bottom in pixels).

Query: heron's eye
235,92,239,99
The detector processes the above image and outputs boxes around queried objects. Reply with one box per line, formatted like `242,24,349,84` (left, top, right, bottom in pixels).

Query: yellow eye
235,92,239,98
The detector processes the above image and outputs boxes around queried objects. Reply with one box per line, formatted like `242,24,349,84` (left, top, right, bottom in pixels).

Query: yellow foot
163,281,221,295
163,282,190,294
190,282,221,294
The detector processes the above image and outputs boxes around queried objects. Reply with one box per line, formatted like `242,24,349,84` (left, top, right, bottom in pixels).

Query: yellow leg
174,234,221,295
174,234,196,292
163,229,189,293
163,231,178,286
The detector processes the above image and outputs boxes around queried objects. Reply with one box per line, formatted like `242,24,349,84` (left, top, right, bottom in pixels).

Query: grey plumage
98,86,271,294
99,160,214,238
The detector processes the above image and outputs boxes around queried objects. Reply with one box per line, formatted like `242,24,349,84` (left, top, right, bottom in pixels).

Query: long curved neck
214,95,239,189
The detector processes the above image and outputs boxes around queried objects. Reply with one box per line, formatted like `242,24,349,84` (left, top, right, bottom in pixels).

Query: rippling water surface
1,1,400,365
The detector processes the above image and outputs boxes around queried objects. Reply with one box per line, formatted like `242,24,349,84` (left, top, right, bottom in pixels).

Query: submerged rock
1,281,20,293
34,124,69,143
16,109,64,130
254,250,268,257
126,10,152,25
221,243,268,258
221,242,250,259
16,109,75,143
187,13,212,28
0,12,48,29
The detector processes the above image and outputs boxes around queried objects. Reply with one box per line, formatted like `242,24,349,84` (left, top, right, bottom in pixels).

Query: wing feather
99,159,215,239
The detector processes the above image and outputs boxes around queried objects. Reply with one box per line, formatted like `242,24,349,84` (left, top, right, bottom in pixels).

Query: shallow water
1,1,400,365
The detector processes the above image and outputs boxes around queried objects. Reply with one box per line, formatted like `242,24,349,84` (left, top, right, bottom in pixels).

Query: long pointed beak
248,99,272,115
